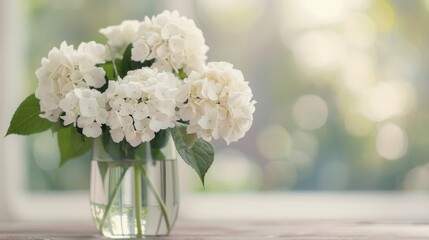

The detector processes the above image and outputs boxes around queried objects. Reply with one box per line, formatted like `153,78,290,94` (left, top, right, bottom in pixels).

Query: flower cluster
179,62,256,144
104,68,183,146
99,20,140,55
35,41,107,121
100,10,209,75
59,88,107,137
33,10,254,146
132,10,209,75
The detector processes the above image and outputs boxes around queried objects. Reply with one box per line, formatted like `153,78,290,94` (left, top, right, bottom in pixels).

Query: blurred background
1,0,429,220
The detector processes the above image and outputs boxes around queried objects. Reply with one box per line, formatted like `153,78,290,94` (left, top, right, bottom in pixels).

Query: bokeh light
289,131,318,165
360,81,413,122
257,125,292,160
342,12,377,49
282,0,348,30
369,0,395,32
340,51,376,91
198,0,266,32
292,31,347,72
292,95,329,130
403,163,429,191
376,123,408,161
204,148,261,191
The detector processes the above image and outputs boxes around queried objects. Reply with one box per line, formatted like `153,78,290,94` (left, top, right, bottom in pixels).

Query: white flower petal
133,103,150,120
77,41,107,63
125,127,142,147
168,36,185,53
119,102,135,116
109,98,125,110
197,107,218,130
39,93,60,112
151,59,172,72
59,93,78,111
96,108,108,124
61,111,77,126
132,39,150,62
156,43,169,59
149,113,170,132
124,82,142,99
179,105,195,121
141,128,155,142
107,111,122,129
83,122,102,138
79,98,99,117
83,67,106,88
110,128,125,143
99,20,140,51
77,116,96,128
70,70,84,83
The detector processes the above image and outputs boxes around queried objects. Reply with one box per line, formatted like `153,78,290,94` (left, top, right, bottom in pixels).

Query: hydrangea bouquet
6,10,255,236
7,10,255,182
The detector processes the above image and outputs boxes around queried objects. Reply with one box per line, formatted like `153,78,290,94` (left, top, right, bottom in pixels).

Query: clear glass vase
90,131,179,238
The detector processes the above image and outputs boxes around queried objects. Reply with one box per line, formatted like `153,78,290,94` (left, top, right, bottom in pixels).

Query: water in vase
90,159,179,238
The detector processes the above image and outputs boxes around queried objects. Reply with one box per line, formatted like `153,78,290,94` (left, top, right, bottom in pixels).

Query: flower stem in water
98,166,128,231
134,165,143,237
141,164,171,233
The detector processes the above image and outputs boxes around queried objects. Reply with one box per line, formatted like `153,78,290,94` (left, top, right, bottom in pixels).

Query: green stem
107,44,119,78
134,166,143,237
141,164,171,233
98,166,128,231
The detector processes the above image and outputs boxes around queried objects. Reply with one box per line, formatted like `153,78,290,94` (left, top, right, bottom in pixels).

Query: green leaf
151,147,166,161
97,161,109,183
151,129,170,149
96,61,122,93
57,125,93,166
172,124,197,149
121,140,136,159
121,44,154,78
171,124,214,185
100,129,168,162
50,121,63,134
101,131,124,161
6,94,51,136
134,142,148,161
97,60,122,80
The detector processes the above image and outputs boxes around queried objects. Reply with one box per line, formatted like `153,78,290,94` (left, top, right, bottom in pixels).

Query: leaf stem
107,44,120,78
141,164,171,233
134,165,143,237
98,165,128,231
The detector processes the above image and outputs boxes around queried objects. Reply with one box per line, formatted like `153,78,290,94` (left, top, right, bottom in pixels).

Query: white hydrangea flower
59,88,108,138
35,41,108,122
179,62,256,144
132,10,209,75
105,68,183,147
99,20,141,54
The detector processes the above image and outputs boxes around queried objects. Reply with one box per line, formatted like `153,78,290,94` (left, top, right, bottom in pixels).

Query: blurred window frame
0,0,89,221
